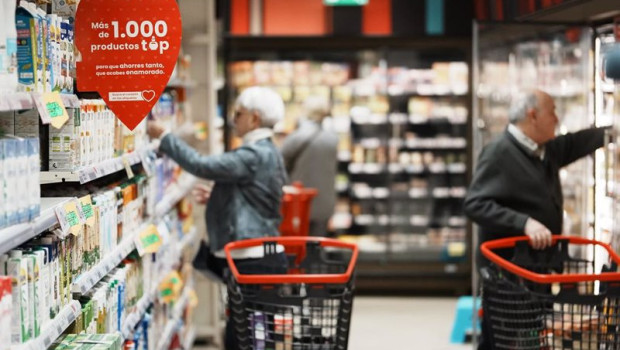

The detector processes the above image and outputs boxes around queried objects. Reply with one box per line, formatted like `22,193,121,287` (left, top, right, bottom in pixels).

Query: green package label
66,211,79,227
81,203,93,220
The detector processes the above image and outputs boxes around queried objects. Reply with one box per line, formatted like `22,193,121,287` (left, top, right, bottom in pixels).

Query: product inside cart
481,236,620,350
225,237,358,350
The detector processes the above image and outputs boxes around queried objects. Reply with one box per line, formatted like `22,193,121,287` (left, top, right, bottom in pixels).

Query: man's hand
147,120,167,139
192,184,211,205
524,217,552,249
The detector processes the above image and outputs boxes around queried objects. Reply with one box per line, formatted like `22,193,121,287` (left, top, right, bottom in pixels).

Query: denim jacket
159,133,287,252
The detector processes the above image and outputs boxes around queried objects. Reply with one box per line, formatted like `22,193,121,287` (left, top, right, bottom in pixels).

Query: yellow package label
134,224,162,256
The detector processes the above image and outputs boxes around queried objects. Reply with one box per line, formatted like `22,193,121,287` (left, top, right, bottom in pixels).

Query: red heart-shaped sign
75,0,182,130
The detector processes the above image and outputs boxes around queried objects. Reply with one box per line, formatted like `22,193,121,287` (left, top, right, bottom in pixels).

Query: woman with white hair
147,86,288,276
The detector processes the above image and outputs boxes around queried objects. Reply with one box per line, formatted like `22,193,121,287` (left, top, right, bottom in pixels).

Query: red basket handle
224,237,359,284
481,235,620,284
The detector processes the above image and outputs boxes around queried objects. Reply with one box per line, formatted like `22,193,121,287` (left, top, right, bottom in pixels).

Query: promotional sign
75,0,182,130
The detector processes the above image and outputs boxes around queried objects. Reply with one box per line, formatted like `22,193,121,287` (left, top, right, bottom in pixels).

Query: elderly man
464,89,606,349
147,86,288,273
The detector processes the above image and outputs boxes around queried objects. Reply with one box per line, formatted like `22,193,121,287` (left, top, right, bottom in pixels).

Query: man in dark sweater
464,89,606,349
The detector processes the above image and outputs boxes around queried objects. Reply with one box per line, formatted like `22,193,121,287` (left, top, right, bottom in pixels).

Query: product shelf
0,197,71,255
40,142,158,185
0,92,80,112
121,284,157,340
13,300,82,350
121,226,197,340
156,287,191,350
182,326,197,350
71,225,140,294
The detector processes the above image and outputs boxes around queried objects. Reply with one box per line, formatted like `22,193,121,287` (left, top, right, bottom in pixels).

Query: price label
134,224,162,256
79,195,96,227
34,92,70,128
158,271,183,303
123,156,135,179
55,199,83,236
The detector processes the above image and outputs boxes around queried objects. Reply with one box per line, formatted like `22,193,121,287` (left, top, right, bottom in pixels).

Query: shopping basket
480,235,620,350
224,237,358,350
279,182,318,237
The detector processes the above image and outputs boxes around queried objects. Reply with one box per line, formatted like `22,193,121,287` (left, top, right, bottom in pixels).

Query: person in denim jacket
147,86,288,278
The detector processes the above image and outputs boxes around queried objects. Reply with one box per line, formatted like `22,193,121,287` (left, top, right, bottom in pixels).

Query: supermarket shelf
155,174,198,218
40,143,157,185
408,115,468,125
183,326,197,350
121,227,197,340
350,187,466,200
0,92,80,112
356,244,466,263
0,197,70,255
226,35,471,51
388,91,469,98
157,287,191,350
14,300,82,350
121,285,157,339
72,225,140,294
404,138,467,150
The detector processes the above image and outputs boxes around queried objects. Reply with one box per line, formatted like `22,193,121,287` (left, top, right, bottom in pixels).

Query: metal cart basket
480,235,620,350
224,237,358,350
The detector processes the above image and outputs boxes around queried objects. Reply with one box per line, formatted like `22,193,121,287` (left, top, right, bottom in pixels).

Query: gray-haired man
464,89,606,349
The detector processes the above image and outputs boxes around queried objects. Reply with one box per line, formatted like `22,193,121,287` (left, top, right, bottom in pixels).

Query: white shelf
157,287,191,350
14,300,81,350
183,326,197,350
121,286,156,339
41,143,157,185
121,226,197,340
0,197,70,255
71,226,139,294
0,93,80,112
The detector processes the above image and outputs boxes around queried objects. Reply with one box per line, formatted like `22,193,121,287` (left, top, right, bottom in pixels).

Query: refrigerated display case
594,25,620,262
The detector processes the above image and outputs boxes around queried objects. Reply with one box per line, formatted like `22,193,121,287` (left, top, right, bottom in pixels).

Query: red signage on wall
75,0,182,130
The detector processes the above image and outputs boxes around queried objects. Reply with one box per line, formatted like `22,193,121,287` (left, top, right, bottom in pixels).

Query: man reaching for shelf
464,89,607,349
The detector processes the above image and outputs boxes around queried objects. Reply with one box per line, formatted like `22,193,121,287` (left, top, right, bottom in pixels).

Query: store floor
193,296,473,349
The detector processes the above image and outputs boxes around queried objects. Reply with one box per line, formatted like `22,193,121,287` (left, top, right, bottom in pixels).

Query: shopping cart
279,182,318,237
224,236,358,350
480,235,620,350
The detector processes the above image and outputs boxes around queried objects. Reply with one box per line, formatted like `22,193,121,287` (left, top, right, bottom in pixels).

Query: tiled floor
192,296,475,350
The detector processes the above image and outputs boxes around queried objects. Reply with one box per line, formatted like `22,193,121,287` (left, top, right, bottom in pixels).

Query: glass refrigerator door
474,24,593,241
594,29,620,257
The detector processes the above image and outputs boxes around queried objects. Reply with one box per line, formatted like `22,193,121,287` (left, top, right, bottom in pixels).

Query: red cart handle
481,235,620,284
224,237,358,285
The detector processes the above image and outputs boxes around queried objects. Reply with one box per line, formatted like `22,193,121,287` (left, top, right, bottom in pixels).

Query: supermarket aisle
348,297,471,350
193,296,473,349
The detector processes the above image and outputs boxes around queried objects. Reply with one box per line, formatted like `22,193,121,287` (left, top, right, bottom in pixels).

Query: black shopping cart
224,237,359,350
480,235,620,350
